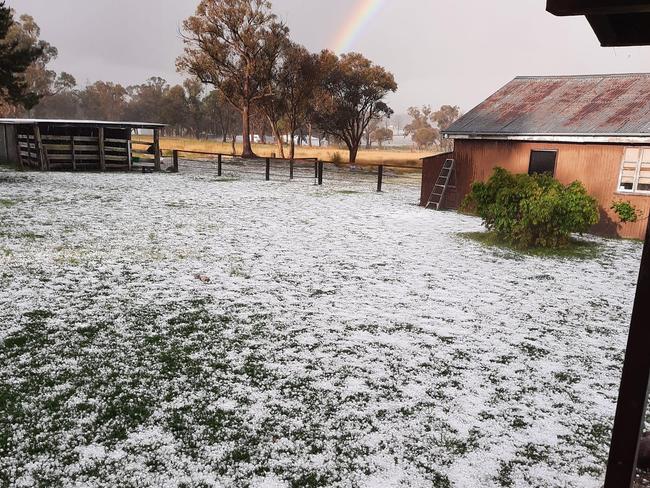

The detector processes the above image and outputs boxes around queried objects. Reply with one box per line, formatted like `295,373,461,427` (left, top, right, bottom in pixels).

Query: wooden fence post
127,139,132,171
153,128,161,171
172,149,179,173
290,159,294,180
377,165,384,192
318,161,323,185
33,123,47,171
314,161,318,178
218,154,222,176
265,157,270,181
98,127,106,171
15,136,24,171
71,136,77,171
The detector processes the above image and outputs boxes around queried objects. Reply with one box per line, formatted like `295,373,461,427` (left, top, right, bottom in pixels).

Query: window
618,147,650,193
528,150,557,176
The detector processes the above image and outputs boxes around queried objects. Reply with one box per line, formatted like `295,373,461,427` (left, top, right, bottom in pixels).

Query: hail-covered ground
0,164,643,488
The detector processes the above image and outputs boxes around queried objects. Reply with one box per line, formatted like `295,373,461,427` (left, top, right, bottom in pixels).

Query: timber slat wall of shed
15,125,132,171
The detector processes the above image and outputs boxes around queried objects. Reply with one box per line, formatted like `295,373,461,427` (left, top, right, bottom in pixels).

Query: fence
171,149,420,192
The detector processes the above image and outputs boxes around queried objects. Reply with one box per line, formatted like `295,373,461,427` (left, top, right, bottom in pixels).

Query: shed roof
444,73,650,141
0,118,165,129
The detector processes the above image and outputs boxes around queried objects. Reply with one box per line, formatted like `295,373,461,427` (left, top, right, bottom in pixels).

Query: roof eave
443,132,650,144
0,118,167,129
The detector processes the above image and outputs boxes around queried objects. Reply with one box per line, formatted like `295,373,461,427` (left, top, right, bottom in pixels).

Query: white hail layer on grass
0,168,643,487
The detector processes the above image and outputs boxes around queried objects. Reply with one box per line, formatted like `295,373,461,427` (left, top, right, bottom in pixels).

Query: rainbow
330,0,386,54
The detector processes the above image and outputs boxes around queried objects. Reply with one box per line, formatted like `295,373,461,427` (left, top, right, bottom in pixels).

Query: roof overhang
547,1,650,46
0,118,166,129
444,132,650,144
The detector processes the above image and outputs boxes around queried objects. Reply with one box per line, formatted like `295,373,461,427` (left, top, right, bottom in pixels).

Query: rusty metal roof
445,73,650,139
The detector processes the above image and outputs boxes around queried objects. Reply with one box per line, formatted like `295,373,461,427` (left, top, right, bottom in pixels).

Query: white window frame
617,147,650,195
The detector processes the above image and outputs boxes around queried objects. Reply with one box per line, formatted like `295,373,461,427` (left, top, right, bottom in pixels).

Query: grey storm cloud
8,0,650,115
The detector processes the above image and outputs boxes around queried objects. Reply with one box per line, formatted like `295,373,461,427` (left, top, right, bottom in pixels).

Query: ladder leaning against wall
426,158,455,210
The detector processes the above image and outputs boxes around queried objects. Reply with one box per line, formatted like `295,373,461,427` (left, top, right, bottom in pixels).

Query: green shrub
610,200,641,223
461,167,599,248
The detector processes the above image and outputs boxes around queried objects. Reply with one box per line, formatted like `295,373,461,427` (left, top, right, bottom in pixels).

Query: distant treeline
0,0,461,161
24,76,243,141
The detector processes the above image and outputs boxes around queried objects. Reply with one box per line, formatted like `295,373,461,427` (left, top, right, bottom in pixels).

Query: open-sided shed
0,119,165,172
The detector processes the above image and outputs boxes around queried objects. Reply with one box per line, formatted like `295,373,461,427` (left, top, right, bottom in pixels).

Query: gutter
443,133,650,144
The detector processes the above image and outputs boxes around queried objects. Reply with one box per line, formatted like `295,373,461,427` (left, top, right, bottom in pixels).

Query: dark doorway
529,150,557,176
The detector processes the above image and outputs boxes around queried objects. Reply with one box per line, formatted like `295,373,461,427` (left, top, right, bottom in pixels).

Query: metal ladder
426,158,455,210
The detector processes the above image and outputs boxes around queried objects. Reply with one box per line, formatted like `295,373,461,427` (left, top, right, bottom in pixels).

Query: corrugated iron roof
0,118,165,129
444,73,650,138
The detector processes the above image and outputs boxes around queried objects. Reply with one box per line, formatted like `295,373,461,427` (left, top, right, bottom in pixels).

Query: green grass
0,230,45,240
0,198,18,207
459,231,603,260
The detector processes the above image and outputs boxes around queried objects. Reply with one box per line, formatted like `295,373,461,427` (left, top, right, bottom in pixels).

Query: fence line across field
172,149,419,192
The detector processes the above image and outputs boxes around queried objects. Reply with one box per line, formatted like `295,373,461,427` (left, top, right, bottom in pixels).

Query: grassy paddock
459,231,604,260
1,169,642,487
147,136,432,168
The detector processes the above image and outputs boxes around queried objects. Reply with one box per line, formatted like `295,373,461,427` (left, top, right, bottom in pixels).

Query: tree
392,112,405,136
1,11,80,118
32,73,78,119
183,78,206,138
364,117,381,149
161,84,189,136
178,0,289,158
432,105,461,151
125,77,169,123
404,106,432,135
313,51,396,163
79,81,127,121
261,42,320,159
204,89,239,142
404,106,439,149
412,127,438,149
10,14,59,113
259,67,286,157
0,4,45,113
431,104,461,131
372,127,393,148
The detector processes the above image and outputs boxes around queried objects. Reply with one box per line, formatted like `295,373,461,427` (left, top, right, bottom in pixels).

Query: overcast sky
8,0,650,115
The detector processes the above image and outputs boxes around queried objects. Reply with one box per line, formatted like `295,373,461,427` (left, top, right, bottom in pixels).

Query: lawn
0,167,643,487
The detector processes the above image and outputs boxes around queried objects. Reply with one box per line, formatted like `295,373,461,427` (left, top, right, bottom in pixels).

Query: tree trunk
260,122,267,144
241,103,255,158
289,130,296,160
308,123,313,147
268,117,285,159
348,143,359,164
231,133,236,155
365,131,371,150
